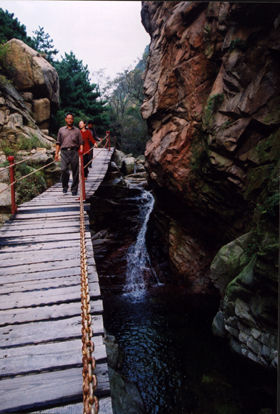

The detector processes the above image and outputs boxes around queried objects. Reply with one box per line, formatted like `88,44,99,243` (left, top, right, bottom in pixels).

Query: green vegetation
0,42,13,85
0,133,48,157
256,191,279,219
32,26,58,63
203,93,224,126
229,38,248,52
99,45,150,155
52,51,108,135
1,146,13,157
15,162,47,203
0,8,150,156
0,9,35,47
18,134,42,151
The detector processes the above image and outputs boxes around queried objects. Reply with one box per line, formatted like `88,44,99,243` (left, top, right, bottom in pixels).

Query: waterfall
124,188,155,299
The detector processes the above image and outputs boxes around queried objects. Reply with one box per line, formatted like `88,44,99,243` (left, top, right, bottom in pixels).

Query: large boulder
113,149,126,169
122,157,136,175
5,39,59,112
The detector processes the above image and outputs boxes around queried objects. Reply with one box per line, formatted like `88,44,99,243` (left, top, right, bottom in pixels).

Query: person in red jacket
78,120,97,179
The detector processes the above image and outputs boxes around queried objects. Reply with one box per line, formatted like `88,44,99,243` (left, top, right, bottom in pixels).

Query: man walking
55,113,83,195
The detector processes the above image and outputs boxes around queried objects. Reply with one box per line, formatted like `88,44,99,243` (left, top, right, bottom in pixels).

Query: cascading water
91,176,276,414
124,187,157,298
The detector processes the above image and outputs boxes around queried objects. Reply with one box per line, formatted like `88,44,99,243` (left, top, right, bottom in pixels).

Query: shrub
15,162,47,203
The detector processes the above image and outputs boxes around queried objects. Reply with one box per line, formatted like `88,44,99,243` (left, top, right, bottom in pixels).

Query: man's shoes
63,188,68,194
72,191,77,196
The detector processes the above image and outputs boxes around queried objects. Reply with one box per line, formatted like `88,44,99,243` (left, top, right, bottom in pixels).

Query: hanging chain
79,158,99,414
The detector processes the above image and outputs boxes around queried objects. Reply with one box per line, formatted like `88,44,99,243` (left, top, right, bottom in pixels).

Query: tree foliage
0,8,35,47
102,47,150,156
32,26,58,63
0,7,149,151
52,51,109,135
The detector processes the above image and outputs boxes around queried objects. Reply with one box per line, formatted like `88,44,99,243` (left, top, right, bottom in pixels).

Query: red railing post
79,149,86,201
106,131,111,150
7,155,17,215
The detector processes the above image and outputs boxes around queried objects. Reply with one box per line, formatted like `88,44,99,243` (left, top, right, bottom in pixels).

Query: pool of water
90,184,276,414
102,288,276,414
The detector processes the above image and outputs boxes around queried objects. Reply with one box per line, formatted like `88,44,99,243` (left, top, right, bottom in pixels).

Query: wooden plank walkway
0,148,114,413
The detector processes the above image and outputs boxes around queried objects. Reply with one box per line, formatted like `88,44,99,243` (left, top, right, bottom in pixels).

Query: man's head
87,120,94,128
65,113,74,128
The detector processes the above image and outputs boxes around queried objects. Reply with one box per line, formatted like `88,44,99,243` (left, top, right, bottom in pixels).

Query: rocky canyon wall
0,39,60,221
141,2,279,369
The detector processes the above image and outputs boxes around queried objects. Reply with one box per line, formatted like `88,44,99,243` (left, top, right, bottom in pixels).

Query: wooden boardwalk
0,148,114,413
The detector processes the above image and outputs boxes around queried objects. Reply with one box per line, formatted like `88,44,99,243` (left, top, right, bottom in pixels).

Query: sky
0,1,151,80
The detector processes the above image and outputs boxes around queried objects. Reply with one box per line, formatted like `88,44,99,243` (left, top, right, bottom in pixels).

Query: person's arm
78,130,84,153
55,130,61,161
55,144,60,161
89,131,97,147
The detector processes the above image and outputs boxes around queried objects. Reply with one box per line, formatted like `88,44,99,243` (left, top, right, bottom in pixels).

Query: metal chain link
79,159,99,414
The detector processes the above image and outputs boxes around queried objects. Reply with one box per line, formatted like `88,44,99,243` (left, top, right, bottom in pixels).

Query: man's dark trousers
60,149,79,193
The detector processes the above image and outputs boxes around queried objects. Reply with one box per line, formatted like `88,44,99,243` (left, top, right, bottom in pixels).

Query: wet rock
121,156,135,175
0,183,19,212
108,367,146,414
104,334,146,414
141,1,280,368
210,232,254,295
112,149,126,169
103,334,123,371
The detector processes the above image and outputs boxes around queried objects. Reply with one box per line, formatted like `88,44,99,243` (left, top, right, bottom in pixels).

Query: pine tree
52,51,109,135
0,8,35,47
32,26,58,63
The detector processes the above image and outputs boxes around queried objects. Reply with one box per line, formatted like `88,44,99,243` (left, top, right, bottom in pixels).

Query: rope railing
83,132,110,170
0,151,45,175
0,160,56,196
1,130,112,213
0,130,114,410
79,156,99,414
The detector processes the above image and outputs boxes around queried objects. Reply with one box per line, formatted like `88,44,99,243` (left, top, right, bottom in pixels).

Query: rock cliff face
4,38,59,134
141,1,279,369
0,39,60,221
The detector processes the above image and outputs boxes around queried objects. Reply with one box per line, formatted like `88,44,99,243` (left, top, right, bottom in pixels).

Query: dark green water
102,288,276,414
90,184,276,414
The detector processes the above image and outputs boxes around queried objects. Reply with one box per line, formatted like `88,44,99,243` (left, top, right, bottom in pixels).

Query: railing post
79,149,86,201
106,131,111,150
7,156,17,215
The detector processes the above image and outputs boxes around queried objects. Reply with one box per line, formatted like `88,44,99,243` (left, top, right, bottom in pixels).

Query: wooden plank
0,299,103,326
1,217,81,228
0,275,82,294
0,232,91,245
0,257,96,275
0,245,93,267
0,337,106,378
0,315,104,348
32,397,113,414
0,363,110,413
0,266,98,285
0,244,86,267
0,226,82,237
0,239,84,254
7,211,81,220
0,148,114,414
0,282,100,310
